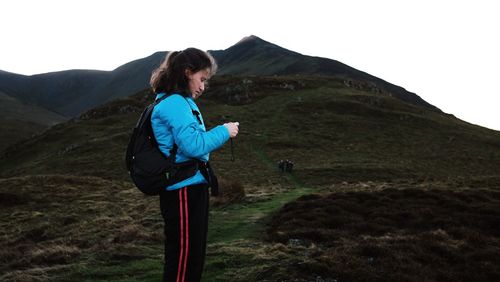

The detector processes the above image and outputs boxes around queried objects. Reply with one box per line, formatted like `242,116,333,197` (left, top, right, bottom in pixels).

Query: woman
150,48,239,281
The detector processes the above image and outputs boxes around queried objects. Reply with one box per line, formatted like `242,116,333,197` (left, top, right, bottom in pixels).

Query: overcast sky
1,0,499,131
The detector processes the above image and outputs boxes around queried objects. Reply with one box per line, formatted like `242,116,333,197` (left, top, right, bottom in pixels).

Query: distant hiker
285,159,294,173
150,48,239,282
278,159,285,172
277,159,294,173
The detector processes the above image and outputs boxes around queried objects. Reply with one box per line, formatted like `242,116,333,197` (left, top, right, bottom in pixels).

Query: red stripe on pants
176,188,188,282
182,188,189,281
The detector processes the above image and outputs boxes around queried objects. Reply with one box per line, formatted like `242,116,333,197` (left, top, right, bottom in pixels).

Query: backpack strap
149,94,200,162
138,94,170,129
191,110,203,125
150,94,177,157
181,96,203,126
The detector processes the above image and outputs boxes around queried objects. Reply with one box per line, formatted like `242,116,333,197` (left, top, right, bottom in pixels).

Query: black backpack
125,94,201,195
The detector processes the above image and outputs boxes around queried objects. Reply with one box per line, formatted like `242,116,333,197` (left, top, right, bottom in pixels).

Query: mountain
0,35,438,119
0,54,165,149
211,35,439,111
0,69,107,115
64,52,167,115
0,55,165,117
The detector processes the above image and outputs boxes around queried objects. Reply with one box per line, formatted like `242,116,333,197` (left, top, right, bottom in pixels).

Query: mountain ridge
212,35,438,112
0,35,439,117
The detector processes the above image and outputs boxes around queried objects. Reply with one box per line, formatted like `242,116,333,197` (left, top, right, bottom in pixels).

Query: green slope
1,75,499,182
0,92,67,152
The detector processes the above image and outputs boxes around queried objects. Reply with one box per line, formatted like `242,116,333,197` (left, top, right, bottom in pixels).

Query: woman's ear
185,69,193,79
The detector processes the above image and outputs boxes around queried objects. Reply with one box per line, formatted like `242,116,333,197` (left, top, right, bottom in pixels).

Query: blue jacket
151,93,230,190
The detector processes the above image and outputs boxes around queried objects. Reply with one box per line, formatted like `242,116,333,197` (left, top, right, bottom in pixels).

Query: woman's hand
224,122,239,138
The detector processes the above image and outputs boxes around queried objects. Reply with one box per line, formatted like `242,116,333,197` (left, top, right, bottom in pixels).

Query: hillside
1,75,499,281
1,75,498,182
0,69,110,115
0,91,67,151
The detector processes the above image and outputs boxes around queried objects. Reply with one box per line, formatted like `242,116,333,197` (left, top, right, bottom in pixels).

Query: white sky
1,0,499,131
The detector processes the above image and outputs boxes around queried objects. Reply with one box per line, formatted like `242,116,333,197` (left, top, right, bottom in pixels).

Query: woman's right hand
224,122,239,138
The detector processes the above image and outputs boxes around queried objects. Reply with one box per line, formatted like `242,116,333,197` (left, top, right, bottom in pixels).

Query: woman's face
187,68,210,99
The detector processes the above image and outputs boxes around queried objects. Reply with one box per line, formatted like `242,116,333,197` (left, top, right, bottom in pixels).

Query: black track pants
159,184,209,282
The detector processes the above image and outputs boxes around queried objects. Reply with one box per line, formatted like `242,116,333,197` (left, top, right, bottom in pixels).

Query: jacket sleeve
159,95,230,159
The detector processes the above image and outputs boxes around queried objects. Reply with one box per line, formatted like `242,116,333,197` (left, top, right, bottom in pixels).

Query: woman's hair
150,48,217,95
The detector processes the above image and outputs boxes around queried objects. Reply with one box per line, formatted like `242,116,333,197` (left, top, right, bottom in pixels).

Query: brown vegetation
266,184,500,281
0,175,163,280
210,177,246,207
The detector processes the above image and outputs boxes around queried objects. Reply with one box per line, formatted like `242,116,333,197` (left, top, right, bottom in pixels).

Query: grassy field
1,75,500,281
